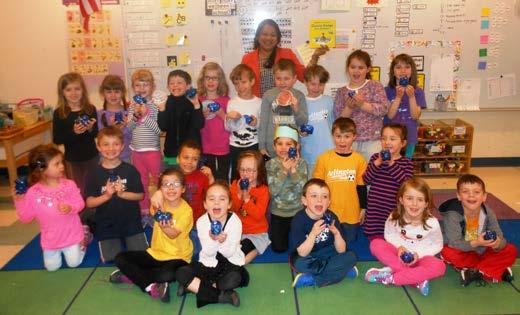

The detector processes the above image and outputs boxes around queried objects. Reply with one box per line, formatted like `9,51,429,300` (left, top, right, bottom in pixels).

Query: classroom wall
1,1,519,159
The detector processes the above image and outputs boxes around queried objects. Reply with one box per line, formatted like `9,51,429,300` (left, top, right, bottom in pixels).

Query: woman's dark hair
253,19,282,69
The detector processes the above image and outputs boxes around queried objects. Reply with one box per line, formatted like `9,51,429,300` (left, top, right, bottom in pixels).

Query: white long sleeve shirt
197,213,245,267
384,216,443,258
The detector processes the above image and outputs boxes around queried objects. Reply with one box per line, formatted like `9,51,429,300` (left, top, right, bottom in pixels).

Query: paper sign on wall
309,19,336,48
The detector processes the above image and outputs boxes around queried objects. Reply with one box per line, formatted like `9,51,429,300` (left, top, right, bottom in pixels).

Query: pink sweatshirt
199,95,231,155
15,179,85,250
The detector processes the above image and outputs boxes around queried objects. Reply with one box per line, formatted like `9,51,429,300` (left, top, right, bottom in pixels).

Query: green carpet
409,263,520,315
1,262,519,314
181,263,296,315
0,268,94,315
297,262,417,315
65,267,183,314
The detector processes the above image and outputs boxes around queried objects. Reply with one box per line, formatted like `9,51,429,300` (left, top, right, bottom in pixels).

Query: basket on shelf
13,98,44,127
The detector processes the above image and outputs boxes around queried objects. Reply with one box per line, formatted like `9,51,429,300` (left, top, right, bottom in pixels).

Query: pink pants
131,150,161,214
370,238,446,285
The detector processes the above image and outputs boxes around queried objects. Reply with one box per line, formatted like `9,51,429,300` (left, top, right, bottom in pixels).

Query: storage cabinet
412,119,473,176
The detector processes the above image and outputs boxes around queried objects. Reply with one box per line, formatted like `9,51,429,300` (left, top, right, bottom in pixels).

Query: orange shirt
230,180,270,234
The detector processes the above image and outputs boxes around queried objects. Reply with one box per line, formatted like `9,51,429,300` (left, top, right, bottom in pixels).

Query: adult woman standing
242,19,328,97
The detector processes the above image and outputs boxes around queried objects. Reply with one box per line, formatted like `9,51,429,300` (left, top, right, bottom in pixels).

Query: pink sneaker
80,225,93,251
364,267,393,285
149,282,170,303
109,270,133,285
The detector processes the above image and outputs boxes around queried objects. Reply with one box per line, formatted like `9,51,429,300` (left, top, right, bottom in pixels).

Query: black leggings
269,214,293,253
176,260,248,308
115,250,188,291
204,154,230,181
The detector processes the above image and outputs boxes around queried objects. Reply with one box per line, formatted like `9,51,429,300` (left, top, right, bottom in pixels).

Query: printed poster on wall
309,19,336,48
66,10,124,85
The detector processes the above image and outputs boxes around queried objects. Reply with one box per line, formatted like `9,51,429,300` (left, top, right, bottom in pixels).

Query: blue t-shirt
384,87,427,145
289,209,345,254
300,95,335,170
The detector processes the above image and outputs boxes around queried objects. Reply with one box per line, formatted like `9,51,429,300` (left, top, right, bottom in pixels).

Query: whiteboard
119,0,520,109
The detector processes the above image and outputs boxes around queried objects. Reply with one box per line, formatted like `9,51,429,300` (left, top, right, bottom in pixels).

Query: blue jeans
341,223,359,245
293,246,357,286
189,228,201,257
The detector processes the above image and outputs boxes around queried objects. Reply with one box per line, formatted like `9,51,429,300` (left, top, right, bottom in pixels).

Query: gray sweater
439,198,506,254
258,87,308,157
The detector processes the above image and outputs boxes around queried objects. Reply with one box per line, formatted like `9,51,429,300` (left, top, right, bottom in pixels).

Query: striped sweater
127,100,161,151
362,153,414,238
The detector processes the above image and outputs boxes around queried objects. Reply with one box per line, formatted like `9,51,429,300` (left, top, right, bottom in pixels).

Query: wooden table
0,120,52,185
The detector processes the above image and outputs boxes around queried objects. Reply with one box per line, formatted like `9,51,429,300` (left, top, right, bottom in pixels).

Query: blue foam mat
3,221,519,271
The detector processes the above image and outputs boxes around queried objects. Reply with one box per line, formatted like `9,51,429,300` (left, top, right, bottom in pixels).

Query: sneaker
416,280,429,296
149,282,170,303
364,267,393,285
292,273,316,288
460,269,483,287
109,270,133,285
80,225,93,252
218,290,240,307
346,266,359,279
502,267,514,283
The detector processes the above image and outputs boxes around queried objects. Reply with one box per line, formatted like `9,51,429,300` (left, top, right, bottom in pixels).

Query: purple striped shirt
362,153,414,238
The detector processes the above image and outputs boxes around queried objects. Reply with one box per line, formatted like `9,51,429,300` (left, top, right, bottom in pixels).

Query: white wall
1,1,519,158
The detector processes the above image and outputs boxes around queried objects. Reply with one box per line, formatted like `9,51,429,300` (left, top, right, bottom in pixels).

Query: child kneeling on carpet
365,177,446,296
14,144,88,271
86,127,148,263
176,182,248,308
439,174,517,286
110,168,193,303
291,178,358,288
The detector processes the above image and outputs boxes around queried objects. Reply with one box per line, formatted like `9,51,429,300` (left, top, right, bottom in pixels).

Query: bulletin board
115,0,520,110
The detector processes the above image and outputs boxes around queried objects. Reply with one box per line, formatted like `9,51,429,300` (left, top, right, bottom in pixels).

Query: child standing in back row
384,53,427,158
334,49,389,161
158,70,204,167
53,72,99,197
198,62,231,181
127,69,164,220
226,64,262,181
300,65,335,173
97,75,131,163
258,59,308,159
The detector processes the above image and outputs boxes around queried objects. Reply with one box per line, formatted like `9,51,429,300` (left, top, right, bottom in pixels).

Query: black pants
115,250,188,291
269,214,293,253
176,258,248,308
205,154,230,182
229,144,259,181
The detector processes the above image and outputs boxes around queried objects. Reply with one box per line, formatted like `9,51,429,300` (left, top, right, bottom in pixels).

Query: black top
52,108,99,162
86,162,144,240
158,95,204,157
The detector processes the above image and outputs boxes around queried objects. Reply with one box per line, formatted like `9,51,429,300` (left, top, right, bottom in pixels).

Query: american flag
79,0,102,31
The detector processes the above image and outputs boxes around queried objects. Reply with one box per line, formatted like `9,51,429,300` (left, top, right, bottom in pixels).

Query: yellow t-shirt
464,215,479,241
147,199,194,262
313,150,367,224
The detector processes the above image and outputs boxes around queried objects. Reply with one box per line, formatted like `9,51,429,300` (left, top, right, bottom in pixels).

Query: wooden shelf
413,119,473,176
